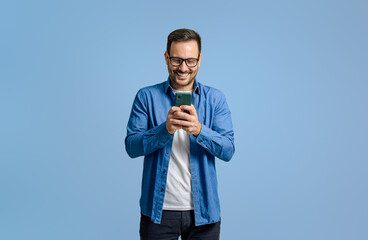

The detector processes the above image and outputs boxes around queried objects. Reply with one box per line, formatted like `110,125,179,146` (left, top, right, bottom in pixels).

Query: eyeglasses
168,56,199,68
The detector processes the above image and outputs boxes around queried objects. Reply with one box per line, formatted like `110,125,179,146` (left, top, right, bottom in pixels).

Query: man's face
165,40,202,91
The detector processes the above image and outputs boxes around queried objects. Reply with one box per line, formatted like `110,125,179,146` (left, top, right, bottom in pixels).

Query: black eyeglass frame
168,55,200,68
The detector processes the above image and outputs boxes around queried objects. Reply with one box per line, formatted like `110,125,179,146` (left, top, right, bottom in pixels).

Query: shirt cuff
156,121,174,143
196,124,212,148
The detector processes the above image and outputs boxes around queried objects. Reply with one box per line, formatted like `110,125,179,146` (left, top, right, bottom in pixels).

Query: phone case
175,92,192,107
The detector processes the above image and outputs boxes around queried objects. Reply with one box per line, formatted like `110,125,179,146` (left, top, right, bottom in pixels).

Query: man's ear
197,53,202,68
164,51,169,65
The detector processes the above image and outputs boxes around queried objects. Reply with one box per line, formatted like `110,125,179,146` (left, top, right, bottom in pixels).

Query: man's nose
178,60,189,72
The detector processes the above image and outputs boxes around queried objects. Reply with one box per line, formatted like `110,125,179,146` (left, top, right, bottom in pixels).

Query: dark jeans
140,210,220,240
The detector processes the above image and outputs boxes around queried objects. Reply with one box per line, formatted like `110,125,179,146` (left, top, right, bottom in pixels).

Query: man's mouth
176,72,189,78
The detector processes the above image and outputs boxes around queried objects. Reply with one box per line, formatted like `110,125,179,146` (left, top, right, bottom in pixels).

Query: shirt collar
164,76,200,95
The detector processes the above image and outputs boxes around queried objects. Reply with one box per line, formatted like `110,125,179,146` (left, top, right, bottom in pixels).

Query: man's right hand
166,106,183,135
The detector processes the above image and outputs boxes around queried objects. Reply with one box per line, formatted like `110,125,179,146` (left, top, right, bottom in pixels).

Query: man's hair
167,28,201,56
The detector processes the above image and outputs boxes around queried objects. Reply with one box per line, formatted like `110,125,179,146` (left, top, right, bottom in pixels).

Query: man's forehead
170,40,199,55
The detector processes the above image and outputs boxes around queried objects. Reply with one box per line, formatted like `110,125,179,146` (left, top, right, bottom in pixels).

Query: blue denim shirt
125,78,235,226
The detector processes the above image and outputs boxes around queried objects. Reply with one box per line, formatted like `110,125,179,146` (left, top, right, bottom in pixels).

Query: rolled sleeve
125,90,174,158
196,92,235,162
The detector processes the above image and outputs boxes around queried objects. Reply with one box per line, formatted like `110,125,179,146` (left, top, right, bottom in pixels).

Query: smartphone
175,92,192,114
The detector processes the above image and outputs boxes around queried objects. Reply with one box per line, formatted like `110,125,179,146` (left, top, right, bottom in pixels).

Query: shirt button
161,188,164,192
163,169,166,174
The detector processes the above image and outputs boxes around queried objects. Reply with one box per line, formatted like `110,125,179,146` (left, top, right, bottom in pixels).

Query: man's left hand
169,104,202,137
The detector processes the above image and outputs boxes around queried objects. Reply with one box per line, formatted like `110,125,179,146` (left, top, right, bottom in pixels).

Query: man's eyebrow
170,56,198,59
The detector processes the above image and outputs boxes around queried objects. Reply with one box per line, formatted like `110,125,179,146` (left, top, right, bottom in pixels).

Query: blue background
1,0,367,239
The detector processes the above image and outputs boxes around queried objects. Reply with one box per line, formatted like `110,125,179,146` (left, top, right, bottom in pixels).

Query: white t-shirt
163,90,194,210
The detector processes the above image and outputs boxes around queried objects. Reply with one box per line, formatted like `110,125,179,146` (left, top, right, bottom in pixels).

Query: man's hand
166,104,202,137
166,106,183,135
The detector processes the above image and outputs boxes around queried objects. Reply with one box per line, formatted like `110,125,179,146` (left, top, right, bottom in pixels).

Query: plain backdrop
1,0,367,239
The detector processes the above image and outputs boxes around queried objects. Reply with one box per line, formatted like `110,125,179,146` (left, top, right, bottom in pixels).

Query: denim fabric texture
140,211,220,240
125,78,235,226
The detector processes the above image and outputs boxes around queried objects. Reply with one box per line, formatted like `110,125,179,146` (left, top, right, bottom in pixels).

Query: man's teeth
177,72,189,76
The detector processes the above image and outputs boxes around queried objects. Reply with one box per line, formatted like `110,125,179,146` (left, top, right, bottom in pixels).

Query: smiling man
165,39,201,92
125,29,235,240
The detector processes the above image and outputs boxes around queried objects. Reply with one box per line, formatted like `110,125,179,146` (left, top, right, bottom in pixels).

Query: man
125,28,235,240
